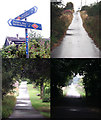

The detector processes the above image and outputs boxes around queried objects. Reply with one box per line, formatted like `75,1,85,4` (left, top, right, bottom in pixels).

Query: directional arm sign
15,6,38,20
8,19,42,30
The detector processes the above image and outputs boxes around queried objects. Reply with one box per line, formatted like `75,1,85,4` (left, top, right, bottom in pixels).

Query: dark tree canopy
51,59,101,100
65,2,74,10
2,59,50,96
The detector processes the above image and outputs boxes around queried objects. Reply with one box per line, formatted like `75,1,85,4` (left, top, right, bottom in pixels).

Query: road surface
52,97,101,118
9,81,44,119
51,12,101,58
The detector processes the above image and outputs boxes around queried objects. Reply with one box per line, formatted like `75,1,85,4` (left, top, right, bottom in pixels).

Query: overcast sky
0,0,50,48
62,0,100,10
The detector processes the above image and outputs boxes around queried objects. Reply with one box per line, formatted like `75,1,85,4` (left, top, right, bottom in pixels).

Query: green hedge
0,38,50,58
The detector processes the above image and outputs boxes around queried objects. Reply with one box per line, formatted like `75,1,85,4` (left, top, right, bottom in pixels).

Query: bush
81,2,101,16
0,38,50,58
44,86,50,94
42,94,50,102
81,2,101,50
86,2,100,16
2,96,16,118
81,5,89,11
51,4,73,48
0,44,17,58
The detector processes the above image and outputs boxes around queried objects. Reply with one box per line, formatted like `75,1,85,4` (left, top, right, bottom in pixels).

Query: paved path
51,12,101,58
52,97,101,118
9,81,44,118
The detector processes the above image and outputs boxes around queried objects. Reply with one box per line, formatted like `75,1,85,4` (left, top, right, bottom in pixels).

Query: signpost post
25,17,29,58
8,6,42,58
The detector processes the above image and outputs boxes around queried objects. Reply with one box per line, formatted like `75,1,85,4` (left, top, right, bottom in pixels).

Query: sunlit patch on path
67,83,80,98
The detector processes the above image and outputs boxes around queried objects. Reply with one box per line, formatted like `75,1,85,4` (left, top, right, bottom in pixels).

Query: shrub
81,5,90,11
86,2,100,16
51,4,73,48
81,4,101,50
42,94,50,102
0,38,50,58
2,96,16,118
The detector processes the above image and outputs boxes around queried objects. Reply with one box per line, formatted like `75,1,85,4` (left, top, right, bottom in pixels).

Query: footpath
9,81,44,119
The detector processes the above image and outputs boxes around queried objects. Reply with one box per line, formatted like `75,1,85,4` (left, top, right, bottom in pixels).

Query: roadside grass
27,84,50,118
81,11,101,50
2,95,16,118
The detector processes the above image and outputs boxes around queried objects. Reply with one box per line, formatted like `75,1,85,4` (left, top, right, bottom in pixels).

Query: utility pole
85,0,86,5
81,0,82,9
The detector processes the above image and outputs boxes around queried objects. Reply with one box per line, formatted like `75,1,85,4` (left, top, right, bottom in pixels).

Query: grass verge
2,95,16,118
27,84,50,118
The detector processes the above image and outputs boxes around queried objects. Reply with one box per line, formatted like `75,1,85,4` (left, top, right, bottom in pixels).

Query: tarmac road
51,12,101,58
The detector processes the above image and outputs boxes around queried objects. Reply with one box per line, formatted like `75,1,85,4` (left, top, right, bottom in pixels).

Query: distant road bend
51,12,101,58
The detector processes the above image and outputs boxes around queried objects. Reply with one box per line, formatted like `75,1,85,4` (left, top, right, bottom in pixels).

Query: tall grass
2,95,16,118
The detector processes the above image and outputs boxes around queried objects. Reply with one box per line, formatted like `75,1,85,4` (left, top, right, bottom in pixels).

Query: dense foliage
64,2,74,10
2,59,50,101
81,1,101,50
81,5,90,11
81,2,101,16
0,38,50,58
51,3,73,49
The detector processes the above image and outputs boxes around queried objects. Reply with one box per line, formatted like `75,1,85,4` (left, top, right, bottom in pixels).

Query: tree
2,59,50,100
2,59,21,96
65,2,74,10
81,5,89,11
86,2,100,16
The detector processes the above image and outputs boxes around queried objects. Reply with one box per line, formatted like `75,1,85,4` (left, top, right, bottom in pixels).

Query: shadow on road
68,29,75,30
65,33,74,36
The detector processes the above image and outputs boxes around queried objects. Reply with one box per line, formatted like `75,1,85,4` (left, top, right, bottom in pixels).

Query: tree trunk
40,81,44,99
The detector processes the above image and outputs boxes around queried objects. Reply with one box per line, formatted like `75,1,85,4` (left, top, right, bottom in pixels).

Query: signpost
15,6,38,20
25,17,29,58
8,6,42,58
8,19,42,30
